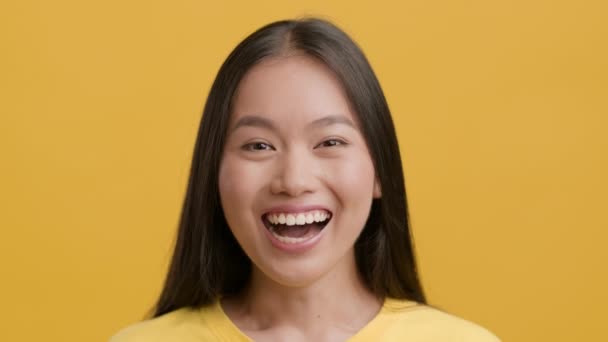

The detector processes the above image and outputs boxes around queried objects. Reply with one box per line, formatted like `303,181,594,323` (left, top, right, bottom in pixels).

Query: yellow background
1,1,606,341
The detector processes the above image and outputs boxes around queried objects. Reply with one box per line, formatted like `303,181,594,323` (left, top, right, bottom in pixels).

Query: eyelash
242,139,347,151
318,139,347,148
242,142,273,151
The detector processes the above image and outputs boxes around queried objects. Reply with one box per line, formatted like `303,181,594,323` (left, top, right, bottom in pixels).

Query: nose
270,147,317,197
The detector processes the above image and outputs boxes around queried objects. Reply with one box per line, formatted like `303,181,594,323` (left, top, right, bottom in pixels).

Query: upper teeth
266,210,331,226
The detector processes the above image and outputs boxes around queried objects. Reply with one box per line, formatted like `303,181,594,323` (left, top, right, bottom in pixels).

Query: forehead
229,55,358,129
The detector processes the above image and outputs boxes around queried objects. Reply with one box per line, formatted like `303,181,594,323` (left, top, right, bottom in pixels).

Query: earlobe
373,178,382,198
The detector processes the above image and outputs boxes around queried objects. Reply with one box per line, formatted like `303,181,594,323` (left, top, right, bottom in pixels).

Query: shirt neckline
207,296,419,341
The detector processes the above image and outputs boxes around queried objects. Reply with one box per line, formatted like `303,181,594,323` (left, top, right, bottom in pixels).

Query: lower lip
261,220,327,253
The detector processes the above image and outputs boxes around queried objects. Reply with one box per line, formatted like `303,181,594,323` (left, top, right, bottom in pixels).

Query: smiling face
218,55,381,287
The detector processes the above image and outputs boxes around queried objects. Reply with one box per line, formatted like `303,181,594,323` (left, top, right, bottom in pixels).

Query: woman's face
218,55,381,287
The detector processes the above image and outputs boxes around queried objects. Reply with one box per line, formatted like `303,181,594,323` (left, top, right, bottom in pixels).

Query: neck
221,250,383,337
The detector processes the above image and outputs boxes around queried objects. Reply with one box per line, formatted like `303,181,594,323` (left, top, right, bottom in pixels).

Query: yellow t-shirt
110,298,500,341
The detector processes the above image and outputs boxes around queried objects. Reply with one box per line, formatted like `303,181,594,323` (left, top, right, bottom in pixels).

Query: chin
256,255,335,288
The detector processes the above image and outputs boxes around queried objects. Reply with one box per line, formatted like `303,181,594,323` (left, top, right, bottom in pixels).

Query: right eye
241,142,274,151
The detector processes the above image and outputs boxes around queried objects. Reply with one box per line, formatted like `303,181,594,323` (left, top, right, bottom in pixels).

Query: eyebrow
230,114,356,133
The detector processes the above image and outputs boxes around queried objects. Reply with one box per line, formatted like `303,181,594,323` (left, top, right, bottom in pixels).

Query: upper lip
261,204,333,216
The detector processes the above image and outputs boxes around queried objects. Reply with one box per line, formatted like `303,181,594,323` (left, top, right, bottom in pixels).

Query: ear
373,176,382,198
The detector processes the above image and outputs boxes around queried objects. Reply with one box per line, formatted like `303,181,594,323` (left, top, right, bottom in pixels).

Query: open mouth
262,210,332,244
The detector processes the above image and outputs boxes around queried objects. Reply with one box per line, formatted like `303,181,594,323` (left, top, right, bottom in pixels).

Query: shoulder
380,298,501,341
108,307,211,342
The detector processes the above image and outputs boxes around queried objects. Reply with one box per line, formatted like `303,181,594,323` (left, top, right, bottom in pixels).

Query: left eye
317,139,346,148
242,142,274,151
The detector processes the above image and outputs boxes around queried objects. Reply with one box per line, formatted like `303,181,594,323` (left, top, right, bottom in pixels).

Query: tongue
273,223,322,238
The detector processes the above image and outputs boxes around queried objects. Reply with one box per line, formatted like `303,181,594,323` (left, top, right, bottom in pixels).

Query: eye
316,138,347,148
242,141,274,151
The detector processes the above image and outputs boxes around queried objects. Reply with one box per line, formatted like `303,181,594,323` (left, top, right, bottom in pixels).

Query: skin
218,54,382,342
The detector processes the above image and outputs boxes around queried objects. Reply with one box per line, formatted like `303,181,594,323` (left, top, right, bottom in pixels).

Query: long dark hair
153,17,426,317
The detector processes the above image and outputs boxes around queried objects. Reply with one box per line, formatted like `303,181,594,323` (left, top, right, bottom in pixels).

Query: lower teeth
269,226,317,244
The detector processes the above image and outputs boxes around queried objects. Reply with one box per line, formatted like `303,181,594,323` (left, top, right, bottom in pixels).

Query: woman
111,18,500,341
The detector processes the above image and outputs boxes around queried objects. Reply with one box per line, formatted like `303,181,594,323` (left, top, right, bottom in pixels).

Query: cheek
326,152,376,197
218,156,255,214
218,155,270,228
325,152,376,232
